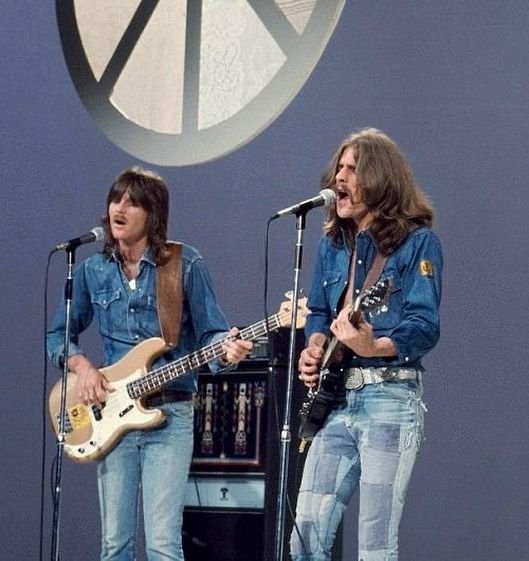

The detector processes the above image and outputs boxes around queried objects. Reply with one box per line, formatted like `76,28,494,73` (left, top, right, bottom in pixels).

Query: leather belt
144,389,193,406
344,367,419,391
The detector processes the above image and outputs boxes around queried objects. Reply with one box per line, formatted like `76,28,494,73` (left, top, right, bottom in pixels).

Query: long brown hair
323,128,434,255
102,166,170,265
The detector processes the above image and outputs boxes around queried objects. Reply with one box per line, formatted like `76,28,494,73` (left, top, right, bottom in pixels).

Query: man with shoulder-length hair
47,166,252,560
291,128,442,561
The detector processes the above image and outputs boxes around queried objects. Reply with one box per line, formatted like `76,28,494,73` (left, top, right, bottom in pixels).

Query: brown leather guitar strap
361,253,388,293
156,242,183,348
332,251,387,362
343,251,388,310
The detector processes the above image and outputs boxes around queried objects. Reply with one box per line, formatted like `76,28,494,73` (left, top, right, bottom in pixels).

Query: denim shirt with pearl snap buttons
305,226,443,370
46,243,231,393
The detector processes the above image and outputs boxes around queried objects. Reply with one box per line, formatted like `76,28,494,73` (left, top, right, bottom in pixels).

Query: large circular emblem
57,1,345,166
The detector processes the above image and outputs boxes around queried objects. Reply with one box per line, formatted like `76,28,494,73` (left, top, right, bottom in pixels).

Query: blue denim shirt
305,227,442,370
47,243,231,392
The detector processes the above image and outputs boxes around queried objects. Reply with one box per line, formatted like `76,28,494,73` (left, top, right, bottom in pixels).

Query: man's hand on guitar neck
69,353,112,408
298,333,327,388
221,326,254,365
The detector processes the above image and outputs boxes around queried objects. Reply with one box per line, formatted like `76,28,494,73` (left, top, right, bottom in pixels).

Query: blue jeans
97,401,194,561
290,380,425,561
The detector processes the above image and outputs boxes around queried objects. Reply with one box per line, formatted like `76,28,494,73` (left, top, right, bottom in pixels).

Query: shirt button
355,288,360,294
130,308,135,313
357,259,362,264
134,335,139,340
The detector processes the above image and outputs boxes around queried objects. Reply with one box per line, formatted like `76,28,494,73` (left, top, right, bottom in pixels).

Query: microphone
55,227,105,251
272,188,335,218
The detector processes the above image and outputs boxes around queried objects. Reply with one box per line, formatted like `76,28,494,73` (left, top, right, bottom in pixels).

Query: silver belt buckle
347,368,364,391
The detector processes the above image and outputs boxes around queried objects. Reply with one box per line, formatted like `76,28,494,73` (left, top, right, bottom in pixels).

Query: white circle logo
57,0,345,166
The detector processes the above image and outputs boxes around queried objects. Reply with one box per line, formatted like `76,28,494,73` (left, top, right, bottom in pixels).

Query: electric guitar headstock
349,277,392,327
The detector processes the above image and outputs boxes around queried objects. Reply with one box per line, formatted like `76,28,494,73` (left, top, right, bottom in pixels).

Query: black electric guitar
298,278,392,450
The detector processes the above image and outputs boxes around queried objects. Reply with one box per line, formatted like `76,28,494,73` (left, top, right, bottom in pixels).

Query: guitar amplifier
190,364,269,473
183,329,345,561
184,475,265,509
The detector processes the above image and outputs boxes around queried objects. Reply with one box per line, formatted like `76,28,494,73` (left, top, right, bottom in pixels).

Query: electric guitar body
298,278,391,448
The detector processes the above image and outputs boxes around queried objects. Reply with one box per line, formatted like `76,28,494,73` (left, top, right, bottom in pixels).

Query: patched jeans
291,380,425,561
97,400,194,561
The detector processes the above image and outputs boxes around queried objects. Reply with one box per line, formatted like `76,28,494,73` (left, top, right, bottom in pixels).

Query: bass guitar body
48,338,169,463
49,294,308,463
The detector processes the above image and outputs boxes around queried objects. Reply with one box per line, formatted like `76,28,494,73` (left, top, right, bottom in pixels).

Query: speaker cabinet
184,328,342,561
183,508,264,561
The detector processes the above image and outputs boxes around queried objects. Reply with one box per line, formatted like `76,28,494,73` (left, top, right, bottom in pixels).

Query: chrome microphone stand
273,210,307,561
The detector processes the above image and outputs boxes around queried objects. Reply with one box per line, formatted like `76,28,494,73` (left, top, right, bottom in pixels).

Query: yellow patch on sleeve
418,259,434,276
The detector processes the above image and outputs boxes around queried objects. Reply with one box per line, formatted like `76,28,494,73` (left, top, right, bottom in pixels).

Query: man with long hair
291,128,443,561
47,167,252,560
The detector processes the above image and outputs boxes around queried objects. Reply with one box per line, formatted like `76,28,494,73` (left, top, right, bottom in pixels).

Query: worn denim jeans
291,380,425,561
97,401,194,561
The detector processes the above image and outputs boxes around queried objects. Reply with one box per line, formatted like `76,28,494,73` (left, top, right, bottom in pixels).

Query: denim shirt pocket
92,288,122,336
366,275,402,331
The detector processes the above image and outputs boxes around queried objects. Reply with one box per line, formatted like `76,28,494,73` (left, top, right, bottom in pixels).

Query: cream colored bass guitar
49,295,307,463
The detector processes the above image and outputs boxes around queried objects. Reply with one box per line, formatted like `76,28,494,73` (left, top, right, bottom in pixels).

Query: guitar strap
361,253,388,294
331,251,388,363
343,251,388,309
156,241,183,348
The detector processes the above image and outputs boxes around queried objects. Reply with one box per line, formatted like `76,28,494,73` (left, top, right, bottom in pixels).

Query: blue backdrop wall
1,2,529,560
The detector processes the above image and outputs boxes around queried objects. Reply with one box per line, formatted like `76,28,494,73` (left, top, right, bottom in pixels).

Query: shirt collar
338,226,376,252
110,246,157,267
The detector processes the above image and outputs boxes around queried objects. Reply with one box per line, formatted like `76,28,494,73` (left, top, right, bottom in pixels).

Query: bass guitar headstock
278,290,309,329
